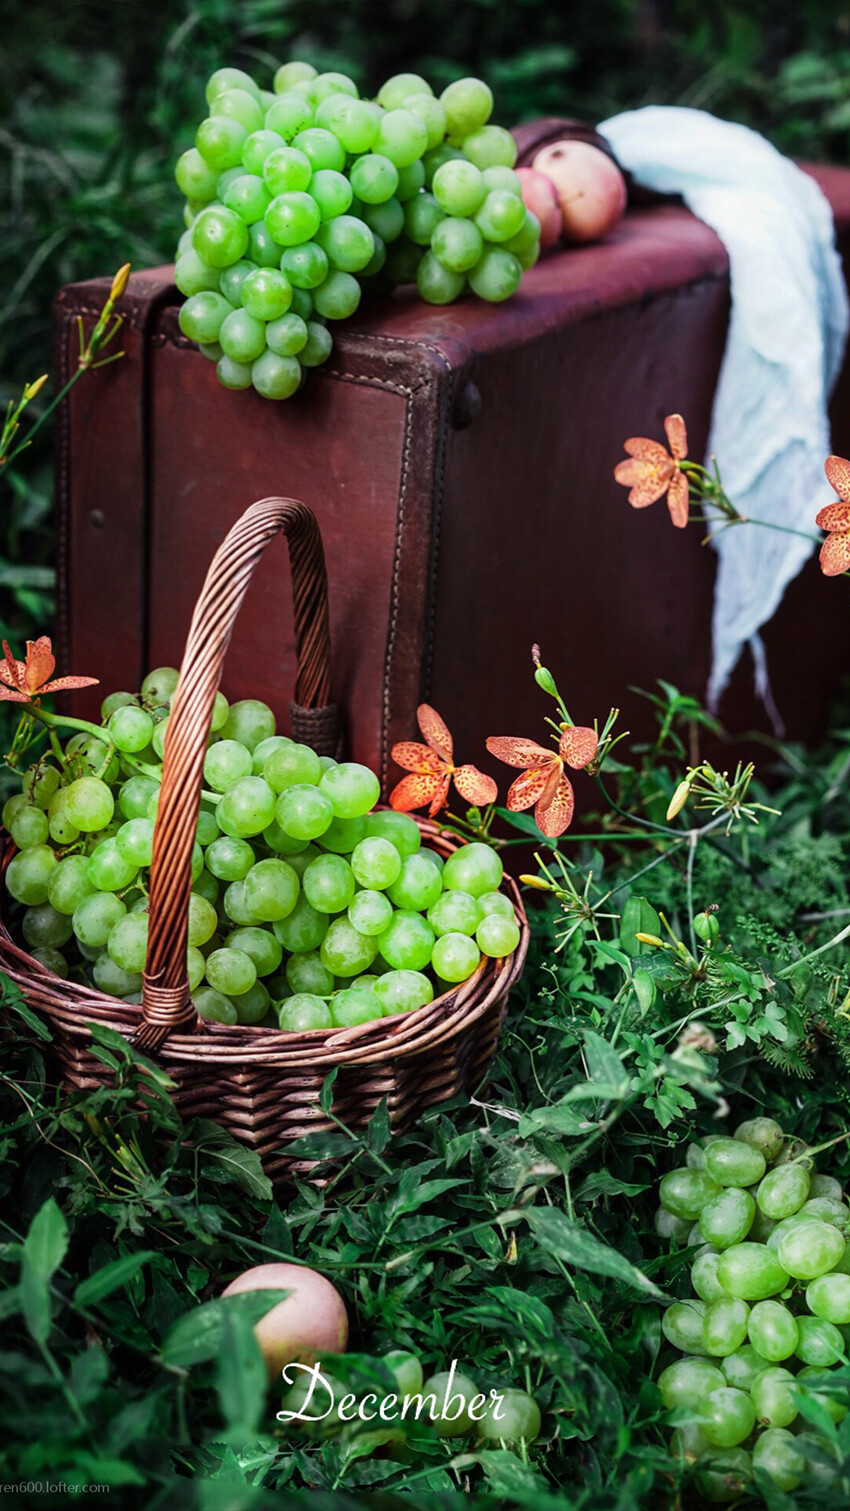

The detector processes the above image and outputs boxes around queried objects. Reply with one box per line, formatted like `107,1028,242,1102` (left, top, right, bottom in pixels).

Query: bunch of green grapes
655,1117,850,1500
2,670,520,1032
174,64,539,400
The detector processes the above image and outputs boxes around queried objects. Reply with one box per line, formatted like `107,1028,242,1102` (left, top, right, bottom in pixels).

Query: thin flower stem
778,921,850,978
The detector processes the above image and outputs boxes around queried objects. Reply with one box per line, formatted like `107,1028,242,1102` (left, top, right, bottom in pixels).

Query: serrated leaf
160,1291,291,1369
74,1250,157,1309
522,1207,665,1297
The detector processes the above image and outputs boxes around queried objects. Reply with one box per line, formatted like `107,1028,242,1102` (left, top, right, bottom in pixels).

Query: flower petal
486,736,554,769
506,765,555,812
535,771,575,837
622,437,671,466
453,764,498,807
389,771,444,812
0,686,31,703
24,637,56,695
391,740,444,775
416,704,453,763
815,500,850,533
614,457,673,509
559,725,598,770
666,468,690,529
824,455,850,503
664,413,688,461
427,773,452,819
819,530,850,577
38,675,100,694
2,642,25,691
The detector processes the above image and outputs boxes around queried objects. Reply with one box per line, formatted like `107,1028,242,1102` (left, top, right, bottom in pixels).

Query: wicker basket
0,497,528,1183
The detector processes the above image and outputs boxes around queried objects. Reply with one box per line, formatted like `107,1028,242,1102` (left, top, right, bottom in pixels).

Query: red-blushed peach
221,1262,349,1380
532,141,627,244
516,167,562,249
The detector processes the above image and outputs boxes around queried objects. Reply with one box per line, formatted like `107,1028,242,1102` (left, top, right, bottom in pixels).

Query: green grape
252,350,302,399
205,946,256,996
221,926,282,978
274,62,316,92
504,208,541,258
151,717,170,760
478,1387,541,1444
431,215,484,273
476,913,520,958
93,953,143,997
318,815,366,853
658,1358,725,1410
186,945,206,992
115,818,154,868
669,1422,712,1465
349,154,400,206
265,191,322,248
661,1299,707,1354
314,215,375,273
748,1300,798,1361
375,109,429,167
280,243,328,291
427,890,479,937
751,1366,798,1429
217,355,252,389
85,837,136,893
390,160,425,202
273,893,328,953
482,166,523,195
704,1138,767,1188
263,149,313,203
65,776,114,832
703,1297,749,1357
264,95,315,144
309,168,353,221
721,1345,766,1392
691,1251,728,1303
292,128,346,173
810,1173,845,1199
347,889,393,937
289,287,314,320
216,166,244,197
468,247,522,302
141,667,178,704
252,734,293,772
362,196,405,242
3,792,29,828
118,775,159,821
193,868,219,906
655,1207,692,1241
242,267,292,320
402,92,446,150
309,71,358,106
187,893,218,947
473,188,526,243
800,1197,849,1228
192,205,250,268
697,1387,755,1448
66,732,118,781
47,855,95,915
757,1162,810,1219
243,858,300,921
440,78,493,137
223,174,272,226
734,1117,785,1162
214,87,264,134
416,252,465,305
206,68,261,106
403,192,445,247
175,146,220,201
30,946,68,979
6,845,58,905
432,160,486,217
442,842,502,898
22,902,73,950
263,818,309,855
462,125,517,170
699,1188,756,1251
378,73,432,110
329,985,381,1028
752,1427,804,1491
693,1447,752,1503
196,808,221,844
222,880,258,926
319,763,379,818
276,783,334,840
421,1369,479,1438
320,917,377,977
806,1272,850,1323
350,837,402,890
795,1315,844,1366
106,705,154,755
219,308,267,363
175,250,222,298
196,116,248,173
262,741,321,790
194,986,237,1025
231,979,270,1024
299,321,333,366
216,777,277,837
279,992,332,1032
378,911,435,972
385,854,441,911
206,836,255,880
715,1243,789,1300
242,129,285,175
777,1219,845,1279
105,910,147,971
316,97,381,155
303,853,355,913
286,951,334,997
9,806,49,848
373,969,434,1015
659,1168,722,1221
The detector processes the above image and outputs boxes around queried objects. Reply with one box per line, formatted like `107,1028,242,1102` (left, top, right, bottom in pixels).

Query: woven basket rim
0,817,529,1069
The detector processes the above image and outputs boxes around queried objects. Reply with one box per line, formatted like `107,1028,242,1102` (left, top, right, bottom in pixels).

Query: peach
221,1262,349,1381
532,141,627,244
516,167,562,249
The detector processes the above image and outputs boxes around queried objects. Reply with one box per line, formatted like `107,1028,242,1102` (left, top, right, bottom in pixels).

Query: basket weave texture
0,498,528,1182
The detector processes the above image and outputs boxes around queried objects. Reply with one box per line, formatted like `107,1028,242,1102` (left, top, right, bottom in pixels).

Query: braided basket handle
136,498,338,1051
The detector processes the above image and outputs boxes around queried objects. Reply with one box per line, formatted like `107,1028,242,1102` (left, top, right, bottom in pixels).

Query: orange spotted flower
816,455,850,577
486,726,598,838
390,704,498,818
614,413,689,529
0,636,98,703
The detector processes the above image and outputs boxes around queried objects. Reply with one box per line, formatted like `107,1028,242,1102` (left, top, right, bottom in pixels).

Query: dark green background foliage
1,0,850,658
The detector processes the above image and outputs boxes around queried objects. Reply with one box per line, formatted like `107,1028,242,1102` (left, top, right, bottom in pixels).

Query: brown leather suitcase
54,143,850,788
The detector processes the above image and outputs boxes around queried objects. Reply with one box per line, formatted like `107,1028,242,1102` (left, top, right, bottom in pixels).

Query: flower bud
634,932,664,947
534,664,558,697
519,874,552,891
666,780,691,821
693,910,720,945
110,262,131,301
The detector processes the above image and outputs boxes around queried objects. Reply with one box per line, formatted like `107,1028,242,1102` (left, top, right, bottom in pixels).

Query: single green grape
806,1272,850,1324
702,1296,750,1357
752,1366,798,1429
440,77,493,137
658,1358,725,1410
757,1163,811,1219
378,911,435,972
704,1138,767,1188
252,350,302,400
242,858,300,921
432,931,481,983
421,1370,478,1437
715,1243,789,1301
476,912,520,958
264,96,314,144
64,776,114,832
347,889,394,937
734,1117,785,1162
292,128,346,174
462,125,517,171
278,992,332,1031
795,1314,844,1366
330,986,382,1028
276,783,334,840
104,909,147,971
721,1345,767,1392
115,818,155,868
468,247,522,303
285,951,335,997
219,309,266,364
748,1300,799,1362
194,986,237,1025
751,1427,805,1491
216,777,277,837
320,917,377,977
191,205,250,268
373,969,434,1015
271,894,328,954
699,1188,756,1251
658,1167,722,1221
47,855,95,916
478,1388,541,1444
777,1219,845,1279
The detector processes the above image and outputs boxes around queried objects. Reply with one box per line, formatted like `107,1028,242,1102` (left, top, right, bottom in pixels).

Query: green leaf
74,1250,158,1309
590,940,633,975
160,1291,291,1369
3,995,51,1042
517,1104,597,1138
521,1207,665,1297
581,1030,631,1099
24,1197,68,1281
633,969,657,1014
192,1122,273,1201
574,1170,651,1202
215,1308,267,1433
619,895,662,956
366,1097,391,1155
320,1065,339,1113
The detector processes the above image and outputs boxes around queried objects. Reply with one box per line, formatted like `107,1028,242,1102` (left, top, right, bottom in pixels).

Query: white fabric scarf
599,106,849,726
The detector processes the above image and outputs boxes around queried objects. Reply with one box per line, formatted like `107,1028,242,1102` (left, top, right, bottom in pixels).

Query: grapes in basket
1,644,519,1033
174,62,539,400
655,1115,850,1498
